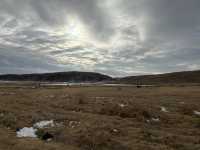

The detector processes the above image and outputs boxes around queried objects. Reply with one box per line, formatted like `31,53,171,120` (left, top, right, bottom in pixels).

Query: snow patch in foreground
16,127,37,138
17,120,55,138
161,106,168,112
146,118,160,123
34,120,54,129
152,118,160,122
118,104,126,108
194,111,200,116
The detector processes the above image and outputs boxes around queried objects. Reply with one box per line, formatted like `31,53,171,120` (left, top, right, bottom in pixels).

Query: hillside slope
1,70,200,84
0,71,112,82
119,70,200,85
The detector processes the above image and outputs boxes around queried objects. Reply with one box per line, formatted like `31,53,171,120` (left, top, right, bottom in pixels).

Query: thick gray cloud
0,0,200,76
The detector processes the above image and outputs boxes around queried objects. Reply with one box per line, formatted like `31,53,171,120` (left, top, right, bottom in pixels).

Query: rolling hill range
119,70,200,85
0,70,200,84
0,71,112,82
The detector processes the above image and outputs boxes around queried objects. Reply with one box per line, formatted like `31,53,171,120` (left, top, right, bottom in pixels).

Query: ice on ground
113,129,119,133
146,119,150,123
152,118,160,122
194,111,200,116
17,120,57,138
118,104,126,108
161,106,168,112
34,120,54,129
16,127,37,138
69,121,80,128
95,97,107,99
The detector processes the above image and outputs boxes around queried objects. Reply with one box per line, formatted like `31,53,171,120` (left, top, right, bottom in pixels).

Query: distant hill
1,70,200,85
0,71,112,82
119,70,200,85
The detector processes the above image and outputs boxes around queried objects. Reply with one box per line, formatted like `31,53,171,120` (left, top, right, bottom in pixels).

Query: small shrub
0,112,17,129
36,129,54,141
99,103,153,120
137,85,142,88
192,118,200,128
142,110,151,119
35,129,46,139
117,87,122,91
179,105,196,115
142,129,159,143
75,93,88,105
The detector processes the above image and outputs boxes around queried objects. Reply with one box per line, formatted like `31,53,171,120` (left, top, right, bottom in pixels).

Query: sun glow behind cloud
37,1,147,72
64,15,90,41
54,14,114,50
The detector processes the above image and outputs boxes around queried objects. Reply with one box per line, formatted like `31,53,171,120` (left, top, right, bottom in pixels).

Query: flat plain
0,83,200,150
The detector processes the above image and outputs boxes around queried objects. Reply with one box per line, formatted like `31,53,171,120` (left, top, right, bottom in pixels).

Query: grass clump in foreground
0,112,17,129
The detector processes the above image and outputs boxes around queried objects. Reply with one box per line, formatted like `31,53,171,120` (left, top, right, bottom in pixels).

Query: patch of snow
17,120,59,139
118,104,126,108
16,127,37,138
95,97,107,99
180,102,185,104
161,107,168,112
0,113,4,117
113,129,119,133
194,111,200,116
54,122,64,127
152,118,160,122
47,138,53,142
102,84,133,87
34,120,54,129
69,121,80,128
146,119,150,123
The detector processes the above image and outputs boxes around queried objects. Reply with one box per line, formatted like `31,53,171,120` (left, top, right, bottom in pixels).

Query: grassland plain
0,84,200,150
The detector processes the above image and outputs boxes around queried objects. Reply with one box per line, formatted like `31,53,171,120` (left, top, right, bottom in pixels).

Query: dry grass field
0,83,200,150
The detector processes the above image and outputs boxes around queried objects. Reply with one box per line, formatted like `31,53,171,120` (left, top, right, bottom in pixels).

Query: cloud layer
0,0,200,76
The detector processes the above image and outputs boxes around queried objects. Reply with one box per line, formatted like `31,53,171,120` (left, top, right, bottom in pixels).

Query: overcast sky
0,0,200,76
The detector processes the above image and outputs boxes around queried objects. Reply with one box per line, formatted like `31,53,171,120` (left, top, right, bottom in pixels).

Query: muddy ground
0,84,200,150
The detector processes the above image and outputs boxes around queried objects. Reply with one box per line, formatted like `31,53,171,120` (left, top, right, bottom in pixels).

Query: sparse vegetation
0,83,200,150
0,112,17,129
